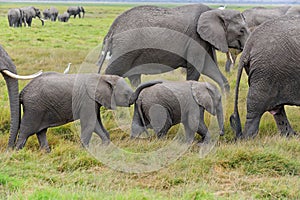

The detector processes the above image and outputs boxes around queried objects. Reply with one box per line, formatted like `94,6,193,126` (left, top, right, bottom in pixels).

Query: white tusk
63,63,71,74
2,70,43,80
227,51,234,64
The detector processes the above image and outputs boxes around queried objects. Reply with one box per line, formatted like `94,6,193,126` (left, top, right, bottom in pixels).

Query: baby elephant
16,72,133,151
130,80,224,143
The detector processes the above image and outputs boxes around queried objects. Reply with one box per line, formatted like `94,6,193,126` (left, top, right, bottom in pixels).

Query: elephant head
191,82,224,136
0,46,42,148
86,75,133,110
198,9,249,53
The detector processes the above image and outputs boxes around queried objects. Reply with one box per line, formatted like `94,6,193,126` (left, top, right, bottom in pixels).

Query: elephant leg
186,65,200,81
183,122,195,144
128,74,141,88
94,109,110,144
272,106,296,137
36,128,50,152
15,125,35,150
79,103,99,147
196,109,210,143
130,106,149,138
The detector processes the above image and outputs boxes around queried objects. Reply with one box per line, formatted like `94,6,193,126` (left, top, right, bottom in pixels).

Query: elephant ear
197,10,228,53
191,82,216,115
86,75,119,109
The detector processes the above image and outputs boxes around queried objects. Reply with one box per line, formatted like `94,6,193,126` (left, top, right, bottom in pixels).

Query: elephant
67,6,85,18
129,80,224,143
15,72,133,152
0,45,42,149
230,15,300,139
58,12,70,22
43,7,58,21
20,6,44,27
97,4,250,91
7,8,25,27
225,6,300,72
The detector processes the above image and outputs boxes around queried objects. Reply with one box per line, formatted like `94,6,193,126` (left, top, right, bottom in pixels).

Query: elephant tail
97,36,110,74
229,56,245,139
129,80,163,105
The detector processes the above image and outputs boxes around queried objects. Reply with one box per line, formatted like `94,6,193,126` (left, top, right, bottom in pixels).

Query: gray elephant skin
21,6,44,27
58,12,70,22
8,8,24,27
67,6,85,18
130,80,224,143
15,72,133,151
0,45,42,149
225,6,300,72
98,4,249,91
230,16,300,139
43,7,59,21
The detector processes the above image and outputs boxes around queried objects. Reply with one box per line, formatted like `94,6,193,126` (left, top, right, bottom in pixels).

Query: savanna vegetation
0,2,299,199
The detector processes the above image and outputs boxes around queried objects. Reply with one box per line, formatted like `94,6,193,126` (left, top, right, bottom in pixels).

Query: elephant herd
7,5,85,27
2,4,300,152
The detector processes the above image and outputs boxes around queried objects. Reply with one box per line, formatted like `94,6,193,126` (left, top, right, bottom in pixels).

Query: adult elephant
43,7,58,21
21,6,44,27
230,16,300,139
67,6,85,18
0,45,42,148
97,4,249,91
225,6,300,72
7,8,24,27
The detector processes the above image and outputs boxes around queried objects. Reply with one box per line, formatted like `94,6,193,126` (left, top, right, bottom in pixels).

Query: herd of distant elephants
1,3,300,151
7,5,85,27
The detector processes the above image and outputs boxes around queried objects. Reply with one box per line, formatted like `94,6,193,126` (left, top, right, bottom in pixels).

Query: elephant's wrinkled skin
98,4,249,91
16,73,133,151
230,16,300,139
130,80,224,143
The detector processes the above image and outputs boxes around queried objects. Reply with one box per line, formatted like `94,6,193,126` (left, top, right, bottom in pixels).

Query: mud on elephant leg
272,106,296,137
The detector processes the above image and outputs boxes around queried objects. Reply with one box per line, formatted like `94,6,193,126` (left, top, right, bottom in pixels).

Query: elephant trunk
216,101,224,136
2,73,20,149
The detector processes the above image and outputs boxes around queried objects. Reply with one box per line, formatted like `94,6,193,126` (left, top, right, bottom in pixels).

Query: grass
0,2,299,199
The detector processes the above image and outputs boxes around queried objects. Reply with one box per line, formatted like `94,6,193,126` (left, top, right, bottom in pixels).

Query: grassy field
0,2,299,199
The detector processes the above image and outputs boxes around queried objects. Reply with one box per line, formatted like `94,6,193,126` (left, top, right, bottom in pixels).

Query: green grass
0,2,299,199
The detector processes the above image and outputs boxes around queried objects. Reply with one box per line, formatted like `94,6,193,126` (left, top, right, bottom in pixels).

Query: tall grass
0,2,299,199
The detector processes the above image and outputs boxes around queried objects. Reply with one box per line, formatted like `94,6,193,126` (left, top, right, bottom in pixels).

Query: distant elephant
58,12,70,22
97,4,249,91
67,6,85,18
0,45,42,149
15,73,133,151
7,8,25,27
20,6,44,27
43,7,58,21
230,16,300,139
225,6,300,72
130,80,224,143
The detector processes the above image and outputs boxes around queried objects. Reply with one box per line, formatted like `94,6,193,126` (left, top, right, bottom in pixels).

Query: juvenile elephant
230,16,300,139
98,4,249,91
43,7,58,21
15,73,133,151
58,12,70,22
67,6,85,18
21,6,44,26
0,45,42,149
130,80,224,143
7,8,24,27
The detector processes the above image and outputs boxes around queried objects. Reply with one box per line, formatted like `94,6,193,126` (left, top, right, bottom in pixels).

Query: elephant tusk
2,70,43,80
227,51,234,64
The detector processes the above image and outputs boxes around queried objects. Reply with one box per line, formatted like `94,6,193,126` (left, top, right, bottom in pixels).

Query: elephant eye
240,28,245,34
